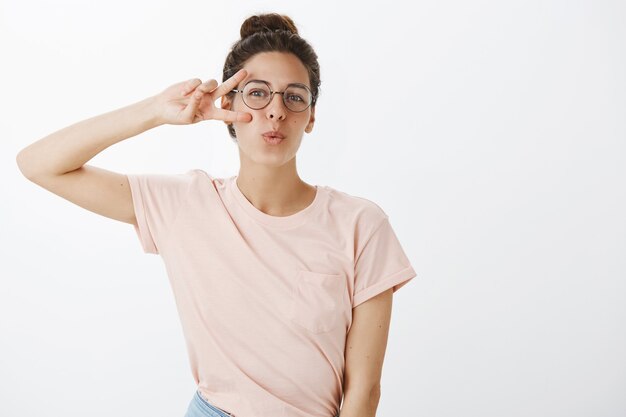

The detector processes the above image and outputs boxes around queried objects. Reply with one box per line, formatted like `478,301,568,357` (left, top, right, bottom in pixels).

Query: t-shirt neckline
228,175,323,229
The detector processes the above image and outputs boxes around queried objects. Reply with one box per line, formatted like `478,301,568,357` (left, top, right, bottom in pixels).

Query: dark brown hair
222,13,321,140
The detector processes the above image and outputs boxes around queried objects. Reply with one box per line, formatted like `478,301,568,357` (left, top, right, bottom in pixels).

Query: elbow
344,382,381,403
16,149,36,180
368,384,381,406
16,149,30,178
371,383,381,399
341,384,381,416
16,147,45,181
16,150,47,183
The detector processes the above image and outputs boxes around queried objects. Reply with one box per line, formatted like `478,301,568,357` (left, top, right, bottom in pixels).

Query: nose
266,92,287,121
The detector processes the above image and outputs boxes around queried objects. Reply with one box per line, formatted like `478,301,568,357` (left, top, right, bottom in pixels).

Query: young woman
16,13,416,417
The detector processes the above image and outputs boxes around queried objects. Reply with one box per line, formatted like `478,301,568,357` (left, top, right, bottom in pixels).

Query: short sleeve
126,172,191,255
352,216,417,308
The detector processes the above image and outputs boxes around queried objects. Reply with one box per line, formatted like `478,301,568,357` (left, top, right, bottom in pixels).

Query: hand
153,69,252,126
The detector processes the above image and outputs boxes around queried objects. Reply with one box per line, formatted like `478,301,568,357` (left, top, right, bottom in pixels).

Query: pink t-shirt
126,169,416,417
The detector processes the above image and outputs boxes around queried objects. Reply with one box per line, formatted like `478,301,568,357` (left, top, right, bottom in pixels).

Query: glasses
231,80,314,113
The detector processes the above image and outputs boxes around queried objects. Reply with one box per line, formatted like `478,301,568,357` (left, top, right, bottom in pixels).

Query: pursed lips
262,130,285,139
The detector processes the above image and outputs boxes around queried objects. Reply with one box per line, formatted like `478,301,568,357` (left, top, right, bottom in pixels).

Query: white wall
2,0,625,416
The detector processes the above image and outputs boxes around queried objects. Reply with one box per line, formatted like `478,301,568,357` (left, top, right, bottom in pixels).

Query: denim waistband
194,389,340,417
195,390,235,417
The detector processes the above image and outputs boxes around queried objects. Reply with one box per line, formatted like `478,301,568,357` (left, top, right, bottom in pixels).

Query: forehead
240,51,310,88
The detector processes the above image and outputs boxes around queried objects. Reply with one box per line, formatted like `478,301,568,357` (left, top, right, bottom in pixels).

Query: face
221,51,316,167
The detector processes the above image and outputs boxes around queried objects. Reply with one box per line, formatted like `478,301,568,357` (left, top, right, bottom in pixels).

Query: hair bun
240,13,298,39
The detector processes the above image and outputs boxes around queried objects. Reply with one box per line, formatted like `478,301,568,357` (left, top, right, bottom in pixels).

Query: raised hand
154,68,252,126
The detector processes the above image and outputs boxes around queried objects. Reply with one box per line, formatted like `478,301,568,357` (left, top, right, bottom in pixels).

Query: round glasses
231,80,314,113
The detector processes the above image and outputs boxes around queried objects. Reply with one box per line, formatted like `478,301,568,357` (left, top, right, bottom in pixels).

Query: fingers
178,71,249,123
181,85,204,121
196,79,218,95
210,68,248,98
180,68,244,99
180,79,218,122
191,80,217,108
181,78,202,96
211,108,252,123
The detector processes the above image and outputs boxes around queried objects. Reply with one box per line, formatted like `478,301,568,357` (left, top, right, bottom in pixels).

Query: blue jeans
184,390,235,417
184,389,340,417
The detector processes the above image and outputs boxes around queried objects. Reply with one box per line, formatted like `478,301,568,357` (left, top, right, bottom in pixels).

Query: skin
220,51,318,217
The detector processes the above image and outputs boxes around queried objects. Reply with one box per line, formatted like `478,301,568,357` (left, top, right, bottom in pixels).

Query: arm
15,71,250,225
340,288,393,417
16,97,162,225
16,97,161,179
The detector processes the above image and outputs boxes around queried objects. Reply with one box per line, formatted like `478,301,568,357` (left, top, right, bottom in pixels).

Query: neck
235,159,315,217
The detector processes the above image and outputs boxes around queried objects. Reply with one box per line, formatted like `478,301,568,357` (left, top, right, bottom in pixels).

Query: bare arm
16,71,251,225
16,96,161,225
16,97,161,179
340,288,393,417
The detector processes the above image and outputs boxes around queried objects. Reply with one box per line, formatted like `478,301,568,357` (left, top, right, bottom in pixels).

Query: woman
16,13,416,417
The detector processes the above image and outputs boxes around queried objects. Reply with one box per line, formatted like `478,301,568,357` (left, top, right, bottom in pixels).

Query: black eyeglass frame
230,79,315,113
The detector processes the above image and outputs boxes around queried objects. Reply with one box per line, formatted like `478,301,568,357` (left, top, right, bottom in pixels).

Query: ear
305,106,316,133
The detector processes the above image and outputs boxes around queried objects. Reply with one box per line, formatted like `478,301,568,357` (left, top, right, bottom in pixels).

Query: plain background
2,0,625,416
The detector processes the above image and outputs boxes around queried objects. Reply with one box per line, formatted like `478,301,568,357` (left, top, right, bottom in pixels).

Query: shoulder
127,169,229,194
324,185,389,236
181,169,229,188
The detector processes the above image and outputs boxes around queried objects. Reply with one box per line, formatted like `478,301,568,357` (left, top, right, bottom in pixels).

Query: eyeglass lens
242,82,311,112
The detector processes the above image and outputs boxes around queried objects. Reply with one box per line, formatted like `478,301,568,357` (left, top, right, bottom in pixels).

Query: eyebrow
245,79,310,90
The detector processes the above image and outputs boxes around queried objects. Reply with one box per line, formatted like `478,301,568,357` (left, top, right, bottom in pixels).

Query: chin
254,156,291,168
240,146,291,166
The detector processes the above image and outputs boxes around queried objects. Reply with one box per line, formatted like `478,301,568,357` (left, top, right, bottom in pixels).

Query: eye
286,94,304,102
249,89,268,97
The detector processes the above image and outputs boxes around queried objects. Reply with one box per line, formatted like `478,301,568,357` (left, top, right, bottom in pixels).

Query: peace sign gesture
154,69,252,126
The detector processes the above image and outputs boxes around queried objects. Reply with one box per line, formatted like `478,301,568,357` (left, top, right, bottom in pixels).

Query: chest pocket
289,270,346,334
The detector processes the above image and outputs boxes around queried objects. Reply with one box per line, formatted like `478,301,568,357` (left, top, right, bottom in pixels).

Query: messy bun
240,13,298,38
222,13,321,141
